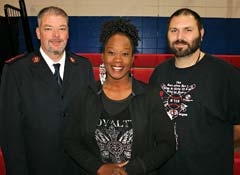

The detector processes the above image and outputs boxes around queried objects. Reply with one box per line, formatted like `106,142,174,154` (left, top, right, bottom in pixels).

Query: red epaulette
4,53,26,64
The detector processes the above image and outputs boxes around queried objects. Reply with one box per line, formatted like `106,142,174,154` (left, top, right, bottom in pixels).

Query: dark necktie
53,63,62,87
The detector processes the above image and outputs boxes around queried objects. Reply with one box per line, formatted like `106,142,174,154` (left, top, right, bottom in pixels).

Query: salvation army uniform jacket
0,51,95,175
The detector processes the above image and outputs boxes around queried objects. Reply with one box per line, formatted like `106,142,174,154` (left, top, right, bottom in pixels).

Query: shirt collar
39,47,66,78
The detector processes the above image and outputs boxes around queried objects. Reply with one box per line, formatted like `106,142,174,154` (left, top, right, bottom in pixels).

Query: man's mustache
173,40,188,45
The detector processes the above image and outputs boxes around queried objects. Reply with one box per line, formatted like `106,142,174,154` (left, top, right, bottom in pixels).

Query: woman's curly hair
99,18,140,53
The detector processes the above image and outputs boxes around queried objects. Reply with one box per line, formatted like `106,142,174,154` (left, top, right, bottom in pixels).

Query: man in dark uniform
0,6,95,175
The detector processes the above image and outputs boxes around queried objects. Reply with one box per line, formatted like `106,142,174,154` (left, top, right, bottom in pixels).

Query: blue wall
27,16,240,55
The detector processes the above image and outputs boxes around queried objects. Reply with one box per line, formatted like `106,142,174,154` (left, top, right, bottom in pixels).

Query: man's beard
52,50,62,55
168,35,201,57
48,46,65,56
47,40,66,56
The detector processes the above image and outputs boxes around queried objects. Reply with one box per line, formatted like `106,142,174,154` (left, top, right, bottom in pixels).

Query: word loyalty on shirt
97,118,132,128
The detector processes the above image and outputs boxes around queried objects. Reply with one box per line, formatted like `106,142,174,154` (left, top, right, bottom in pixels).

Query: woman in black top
64,18,176,175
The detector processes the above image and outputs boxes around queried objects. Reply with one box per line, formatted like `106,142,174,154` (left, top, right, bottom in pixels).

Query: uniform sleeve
86,60,96,86
125,88,176,174
228,66,240,124
0,64,28,175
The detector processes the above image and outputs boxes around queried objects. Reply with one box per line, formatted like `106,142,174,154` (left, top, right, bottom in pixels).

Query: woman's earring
99,63,106,85
130,68,134,77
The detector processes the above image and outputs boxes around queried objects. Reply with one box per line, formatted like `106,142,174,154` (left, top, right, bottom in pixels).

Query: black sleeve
126,87,176,174
227,66,240,124
64,89,102,174
0,64,29,175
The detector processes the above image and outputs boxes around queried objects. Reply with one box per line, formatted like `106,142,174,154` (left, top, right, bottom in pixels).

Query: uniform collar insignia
32,56,40,63
69,57,76,63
